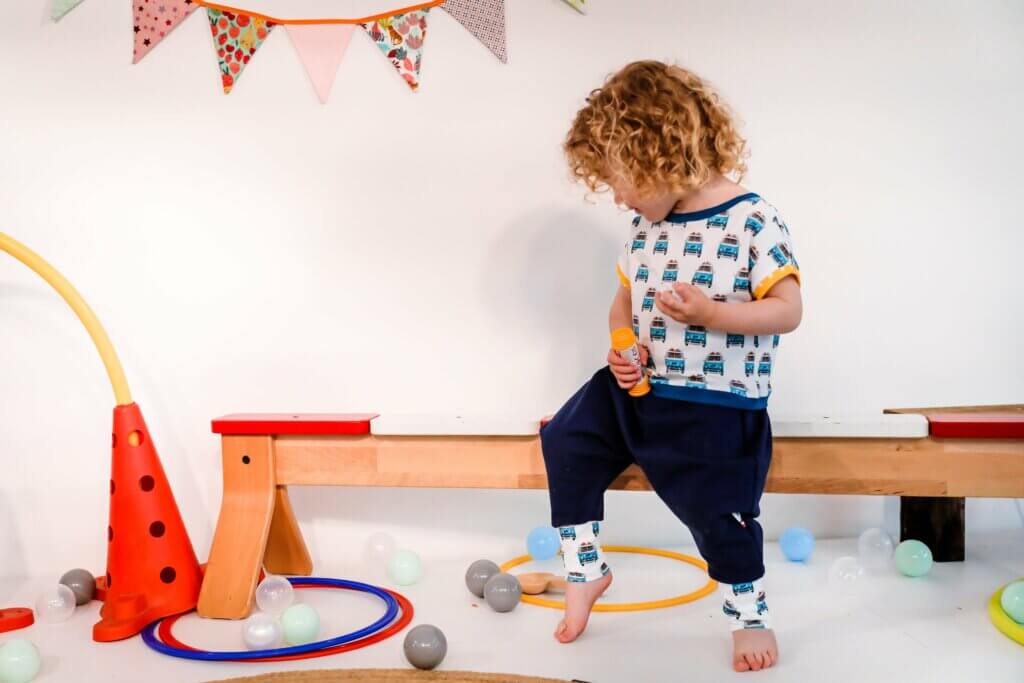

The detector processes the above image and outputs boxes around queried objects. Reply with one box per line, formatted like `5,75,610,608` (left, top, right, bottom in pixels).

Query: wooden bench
196,407,1024,620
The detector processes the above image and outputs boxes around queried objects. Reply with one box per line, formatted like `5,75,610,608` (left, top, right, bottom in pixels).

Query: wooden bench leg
264,486,313,576
198,435,276,619
900,496,965,562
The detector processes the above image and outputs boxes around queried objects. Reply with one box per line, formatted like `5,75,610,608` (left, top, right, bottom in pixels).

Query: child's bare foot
554,572,612,643
732,628,778,672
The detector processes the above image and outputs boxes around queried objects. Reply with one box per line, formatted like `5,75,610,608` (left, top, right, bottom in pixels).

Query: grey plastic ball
59,568,96,606
464,559,501,598
403,623,447,670
483,572,522,612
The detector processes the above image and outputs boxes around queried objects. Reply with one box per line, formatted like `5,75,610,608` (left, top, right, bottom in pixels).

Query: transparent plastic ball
34,584,75,624
857,528,895,571
255,575,294,615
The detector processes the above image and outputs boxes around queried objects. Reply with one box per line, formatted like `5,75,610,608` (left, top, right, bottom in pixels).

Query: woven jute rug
208,669,579,683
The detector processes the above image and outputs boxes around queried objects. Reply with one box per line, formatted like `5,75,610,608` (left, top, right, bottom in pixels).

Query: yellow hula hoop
988,583,1024,646
0,232,132,406
501,545,718,612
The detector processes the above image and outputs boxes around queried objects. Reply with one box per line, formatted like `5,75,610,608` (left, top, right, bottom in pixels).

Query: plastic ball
255,575,294,615
526,526,561,561
281,603,320,645
894,540,933,577
242,611,282,650
388,550,423,586
483,572,522,612
59,568,96,606
857,528,895,571
999,580,1024,624
403,624,447,670
828,556,865,592
365,531,398,566
0,639,41,683
34,584,75,624
779,527,815,562
464,559,501,598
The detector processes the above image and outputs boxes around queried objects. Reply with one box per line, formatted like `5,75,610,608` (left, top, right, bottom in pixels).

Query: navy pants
540,367,772,585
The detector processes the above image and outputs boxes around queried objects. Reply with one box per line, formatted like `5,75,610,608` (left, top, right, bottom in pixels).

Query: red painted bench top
212,414,378,436
925,413,1024,439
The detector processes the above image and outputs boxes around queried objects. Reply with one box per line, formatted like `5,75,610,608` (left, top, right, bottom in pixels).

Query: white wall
1,1,1022,581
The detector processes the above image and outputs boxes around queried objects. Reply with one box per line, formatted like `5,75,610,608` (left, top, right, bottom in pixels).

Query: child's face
607,175,678,223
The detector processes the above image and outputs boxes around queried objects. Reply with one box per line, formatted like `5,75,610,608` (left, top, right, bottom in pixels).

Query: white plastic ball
857,528,896,571
365,531,397,566
242,611,282,650
255,575,294,615
34,584,75,624
828,556,866,593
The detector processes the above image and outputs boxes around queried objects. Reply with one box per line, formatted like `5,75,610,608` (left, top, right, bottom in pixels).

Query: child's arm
655,276,802,335
608,284,633,331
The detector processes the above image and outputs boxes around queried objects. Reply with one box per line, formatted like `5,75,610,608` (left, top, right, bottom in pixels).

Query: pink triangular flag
133,0,198,64
441,0,506,63
286,24,355,104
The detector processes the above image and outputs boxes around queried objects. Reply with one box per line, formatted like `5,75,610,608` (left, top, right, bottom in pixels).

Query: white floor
1,533,1022,683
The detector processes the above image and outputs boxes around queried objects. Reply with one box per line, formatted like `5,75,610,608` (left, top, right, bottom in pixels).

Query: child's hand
607,345,649,390
656,283,717,327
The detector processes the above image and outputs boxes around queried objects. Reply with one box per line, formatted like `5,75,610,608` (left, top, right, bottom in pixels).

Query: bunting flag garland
360,10,430,91
440,0,506,63
206,8,276,93
133,0,198,64
286,24,356,104
51,0,85,21
48,0,587,101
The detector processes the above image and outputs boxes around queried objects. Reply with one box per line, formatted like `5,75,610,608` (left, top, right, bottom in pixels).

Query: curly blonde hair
565,61,747,196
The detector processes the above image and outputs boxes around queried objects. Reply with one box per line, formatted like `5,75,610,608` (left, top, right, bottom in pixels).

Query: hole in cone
160,567,176,584
139,475,155,492
128,430,144,446
149,521,165,538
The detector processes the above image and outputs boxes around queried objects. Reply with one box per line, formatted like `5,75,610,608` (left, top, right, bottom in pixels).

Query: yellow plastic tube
0,232,132,406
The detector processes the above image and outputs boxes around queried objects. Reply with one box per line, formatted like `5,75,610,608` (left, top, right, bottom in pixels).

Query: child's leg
540,367,635,642
630,400,777,670
541,366,636,530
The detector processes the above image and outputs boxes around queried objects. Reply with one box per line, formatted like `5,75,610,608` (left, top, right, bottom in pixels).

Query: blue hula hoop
142,576,400,661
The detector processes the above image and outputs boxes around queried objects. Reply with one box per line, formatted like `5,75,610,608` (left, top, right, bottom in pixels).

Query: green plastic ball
0,639,41,683
388,550,423,586
894,539,933,577
281,603,320,645
999,580,1024,624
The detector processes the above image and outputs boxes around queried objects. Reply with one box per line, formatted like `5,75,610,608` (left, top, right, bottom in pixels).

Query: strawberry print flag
206,8,276,93
360,9,430,91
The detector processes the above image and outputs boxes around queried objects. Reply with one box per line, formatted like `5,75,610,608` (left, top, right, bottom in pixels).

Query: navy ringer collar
662,192,760,223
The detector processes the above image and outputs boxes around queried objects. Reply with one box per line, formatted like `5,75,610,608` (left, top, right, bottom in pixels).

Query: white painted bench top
370,413,541,436
768,413,928,438
370,413,928,438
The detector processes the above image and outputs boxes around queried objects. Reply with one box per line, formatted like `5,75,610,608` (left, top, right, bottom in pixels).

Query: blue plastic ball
1001,580,1024,624
526,526,560,561
780,527,815,562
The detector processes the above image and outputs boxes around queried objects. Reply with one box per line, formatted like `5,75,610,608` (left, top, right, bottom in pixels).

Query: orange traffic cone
93,403,202,642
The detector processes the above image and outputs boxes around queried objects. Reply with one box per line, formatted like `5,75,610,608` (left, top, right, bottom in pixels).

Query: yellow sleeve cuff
616,264,631,290
752,265,800,300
